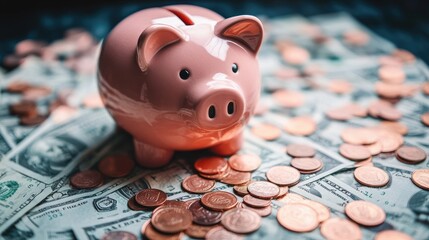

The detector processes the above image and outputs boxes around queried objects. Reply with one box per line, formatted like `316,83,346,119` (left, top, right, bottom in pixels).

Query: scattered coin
247,181,280,199
339,144,372,161
220,169,251,185
153,200,188,214
411,169,429,190
135,189,167,208
19,115,47,126
286,143,316,158
281,46,310,65
9,101,38,117
250,123,281,140
201,191,238,211
6,81,32,93
423,83,429,95
354,166,389,187
151,207,193,233
266,166,301,186
141,220,183,240
277,192,305,204
233,181,251,196
182,174,216,194
277,203,319,232
194,156,228,175
273,89,305,108
374,230,413,240
320,218,362,240
377,121,408,135
221,208,261,234
327,79,353,94
284,116,316,136
364,141,382,156
345,200,386,227
396,146,427,164
375,130,404,152
185,223,218,239
392,49,415,63
243,194,271,208
325,107,353,121
101,231,137,240
188,200,222,226
127,196,148,211
205,226,244,240
422,112,429,126
378,66,405,84
199,165,230,180
343,30,369,46
98,154,135,178
290,158,323,173
228,154,261,172
70,170,103,189
341,127,378,145
240,202,272,217
301,199,330,223
275,186,289,198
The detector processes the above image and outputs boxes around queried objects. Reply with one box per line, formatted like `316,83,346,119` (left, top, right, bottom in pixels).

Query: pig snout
195,87,245,130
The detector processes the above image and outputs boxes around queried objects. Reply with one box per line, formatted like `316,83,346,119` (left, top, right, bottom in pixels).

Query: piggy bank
97,5,263,168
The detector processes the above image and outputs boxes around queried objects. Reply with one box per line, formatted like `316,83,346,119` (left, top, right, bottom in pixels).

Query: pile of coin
70,154,135,189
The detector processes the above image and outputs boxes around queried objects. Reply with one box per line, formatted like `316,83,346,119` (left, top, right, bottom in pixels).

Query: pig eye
232,63,238,73
179,69,190,80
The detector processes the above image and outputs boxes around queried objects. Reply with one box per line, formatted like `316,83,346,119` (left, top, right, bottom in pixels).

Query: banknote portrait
16,135,85,177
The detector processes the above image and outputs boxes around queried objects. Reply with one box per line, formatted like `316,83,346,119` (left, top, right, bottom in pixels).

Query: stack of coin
287,143,323,174
395,146,427,164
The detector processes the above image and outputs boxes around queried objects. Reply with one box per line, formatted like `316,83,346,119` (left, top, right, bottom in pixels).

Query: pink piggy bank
97,5,263,168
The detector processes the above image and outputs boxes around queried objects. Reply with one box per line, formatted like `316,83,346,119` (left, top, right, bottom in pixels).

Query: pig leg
133,139,173,168
209,132,243,156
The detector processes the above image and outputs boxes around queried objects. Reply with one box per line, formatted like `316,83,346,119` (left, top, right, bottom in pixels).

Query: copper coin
243,194,271,208
201,191,238,211
247,181,280,199
375,230,413,240
301,199,330,223
251,123,281,140
341,128,378,145
286,143,316,158
189,200,222,226
284,116,316,136
282,46,310,65
135,189,167,208
194,156,228,175
421,112,429,126
277,203,318,232
343,30,369,45
127,196,148,211
411,169,429,190
221,208,261,234
6,81,32,93
339,144,372,161
354,156,373,168
98,154,135,178
375,130,403,152
182,174,215,194
233,181,251,196
396,146,427,163
228,154,261,172
83,94,104,108
23,86,52,101
368,100,392,118
153,200,188,214
378,66,405,84
70,170,103,189
220,169,251,185
273,89,305,108
151,207,193,233
277,192,305,204
392,49,415,63
9,101,37,117
354,166,389,187
19,115,47,126
345,200,386,227
199,165,230,180
205,226,244,240
185,223,217,239
320,218,362,240
290,158,323,172
275,186,289,198
327,79,353,94
378,107,402,121
347,103,368,117
101,231,137,240
141,221,183,240
377,121,408,135
266,166,301,186
240,202,272,217
184,199,199,209
423,83,429,95
325,108,353,121
364,141,382,156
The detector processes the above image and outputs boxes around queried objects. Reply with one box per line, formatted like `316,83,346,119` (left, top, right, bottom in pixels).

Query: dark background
1,0,428,64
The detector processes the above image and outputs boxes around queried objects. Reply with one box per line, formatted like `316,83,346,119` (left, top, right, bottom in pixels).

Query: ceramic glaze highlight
98,4,263,167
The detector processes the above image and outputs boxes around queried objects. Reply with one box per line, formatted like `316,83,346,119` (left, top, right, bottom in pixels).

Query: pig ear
215,16,264,54
137,25,187,72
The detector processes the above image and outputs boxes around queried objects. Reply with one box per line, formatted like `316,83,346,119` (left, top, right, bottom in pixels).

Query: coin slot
164,7,194,25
